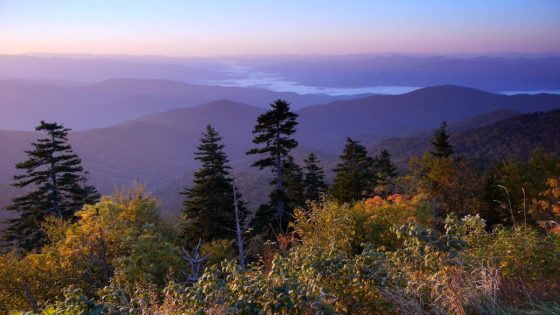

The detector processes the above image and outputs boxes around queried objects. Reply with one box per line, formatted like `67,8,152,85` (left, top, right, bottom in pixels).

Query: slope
1,87,558,219
371,109,560,171
296,85,559,152
0,79,342,130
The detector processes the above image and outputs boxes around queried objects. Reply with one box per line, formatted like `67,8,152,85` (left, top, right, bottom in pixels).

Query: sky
1,0,559,57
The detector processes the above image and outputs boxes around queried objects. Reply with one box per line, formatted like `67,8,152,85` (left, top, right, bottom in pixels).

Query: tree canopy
3,121,99,251
331,138,376,203
182,125,248,243
247,99,298,227
430,121,454,158
303,152,327,203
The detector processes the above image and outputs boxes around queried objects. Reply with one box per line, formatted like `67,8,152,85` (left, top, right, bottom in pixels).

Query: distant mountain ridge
0,54,222,83
0,79,343,130
154,108,560,216
253,55,560,92
370,109,560,171
0,85,559,220
296,85,560,151
4,54,559,94
444,109,520,133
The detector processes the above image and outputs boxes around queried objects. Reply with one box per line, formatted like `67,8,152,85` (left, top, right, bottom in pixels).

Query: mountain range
250,55,560,93
0,79,345,130
3,54,560,94
0,85,559,222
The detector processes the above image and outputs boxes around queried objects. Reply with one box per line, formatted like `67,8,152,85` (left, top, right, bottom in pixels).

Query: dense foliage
482,149,560,226
330,137,376,202
3,193,558,314
247,99,299,229
302,152,328,203
3,121,99,252
431,121,454,158
373,149,398,197
181,125,248,243
371,109,560,171
1,109,560,314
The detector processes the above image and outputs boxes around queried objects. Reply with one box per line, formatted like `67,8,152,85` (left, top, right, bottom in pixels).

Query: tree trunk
22,283,39,314
49,134,61,217
233,184,245,268
183,239,207,283
275,126,284,221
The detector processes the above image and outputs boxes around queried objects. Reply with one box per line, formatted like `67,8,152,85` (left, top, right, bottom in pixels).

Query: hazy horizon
2,4,560,310
1,1,559,131
2,1,559,56
4,51,560,59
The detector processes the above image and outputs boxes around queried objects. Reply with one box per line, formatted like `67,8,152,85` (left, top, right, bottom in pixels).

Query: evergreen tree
431,121,454,158
280,156,305,211
246,99,298,226
373,149,398,196
330,138,376,203
481,166,504,227
303,153,327,203
182,125,248,243
3,121,98,251
251,155,304,234
71,171,101,209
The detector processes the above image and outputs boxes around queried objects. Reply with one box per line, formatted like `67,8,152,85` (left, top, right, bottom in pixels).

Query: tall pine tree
71,171,101,209
3,121,99,251
246,99,298,226
182,125,248,243
251,155,304,234
431,121,454,158
373,149,398,196
330,138,376,203
279,155,305,211
303,152,327,203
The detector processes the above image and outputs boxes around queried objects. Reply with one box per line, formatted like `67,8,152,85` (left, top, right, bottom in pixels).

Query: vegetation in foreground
1,190,559,314
0,100,559,314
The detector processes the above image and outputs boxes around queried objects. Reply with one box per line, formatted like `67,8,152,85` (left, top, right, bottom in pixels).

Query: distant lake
204,64,560,96
207,79,419,96
503,90,560,95
204,65,419,96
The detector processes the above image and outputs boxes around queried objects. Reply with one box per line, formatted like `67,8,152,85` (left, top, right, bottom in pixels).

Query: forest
1,99,559,314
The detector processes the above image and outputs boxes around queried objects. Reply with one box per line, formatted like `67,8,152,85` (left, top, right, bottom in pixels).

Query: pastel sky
1,0,559,56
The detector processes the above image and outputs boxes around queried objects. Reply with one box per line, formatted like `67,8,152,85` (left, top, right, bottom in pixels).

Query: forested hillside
1,97,559,314
297,85,560,145
372,109,560,171
155,109,559,214
0,88,559,220
3,1,560,313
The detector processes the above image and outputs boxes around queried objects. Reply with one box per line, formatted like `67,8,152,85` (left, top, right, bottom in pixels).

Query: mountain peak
404,85,497,97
